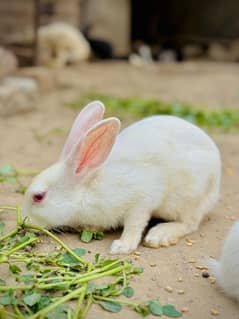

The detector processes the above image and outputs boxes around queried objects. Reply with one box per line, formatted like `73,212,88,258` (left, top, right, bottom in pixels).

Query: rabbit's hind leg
143,221,198,248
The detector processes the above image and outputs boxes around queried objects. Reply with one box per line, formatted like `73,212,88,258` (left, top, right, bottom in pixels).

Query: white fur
208,221,239,301
23,101,221,253
38,22,90,67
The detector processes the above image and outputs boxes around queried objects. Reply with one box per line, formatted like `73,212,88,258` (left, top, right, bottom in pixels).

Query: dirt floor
0,61,239,318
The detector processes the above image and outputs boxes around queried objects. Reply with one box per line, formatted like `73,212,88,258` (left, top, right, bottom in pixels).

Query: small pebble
177,289,185,295
210,308,219,316
134,251,141,256
134,257,140,261
165,286,173,293
186,242,193,246
225,167,234,176
196,265,208,270
202,271,210,278
149,262,156,267
200,232,205,237
194,273,200,277
209,277,216,284
181,307,189,313
186,238,196,244
177,277,183,282
188,258,197,263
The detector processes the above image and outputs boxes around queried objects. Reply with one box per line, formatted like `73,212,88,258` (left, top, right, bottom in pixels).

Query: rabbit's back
108,115,221,222
111,116,219,165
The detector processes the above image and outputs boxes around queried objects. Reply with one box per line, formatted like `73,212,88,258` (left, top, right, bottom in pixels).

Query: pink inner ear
76,127,107,173
73,119,120,174
60,101,105,160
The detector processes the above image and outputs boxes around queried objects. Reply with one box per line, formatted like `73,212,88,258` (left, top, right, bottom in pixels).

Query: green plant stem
15,169,38,176
30,286,85,319
67,308,72,319
94,295,137,307
0,206,17,212
38,264,131,290
0,228,18,242
81,295,93,319
70,258,128,284
5,237,38,256
37,275,74,283
0,285,32,291
73,283,87,319
13,305,24,319
16,206,22,227
24,223,89,266
1,310,20,319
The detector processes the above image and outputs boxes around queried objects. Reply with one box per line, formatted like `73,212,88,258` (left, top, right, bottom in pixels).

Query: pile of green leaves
0,165,37,195
0,206,182,318
67,93,239,129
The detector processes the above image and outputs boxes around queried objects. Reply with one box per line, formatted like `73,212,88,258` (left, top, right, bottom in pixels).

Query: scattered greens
0,206,182,318
67,93,239,130
80,230,104,243
0,164,37,194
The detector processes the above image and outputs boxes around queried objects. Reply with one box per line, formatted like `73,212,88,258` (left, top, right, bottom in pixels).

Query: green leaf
0,221,5,236
162,305,182,318
99,300,122,313
80,230,93,243
93,231,104,240
61,247,85,264
94,253,100,263
0,278,5,286
0,291,18,305
99,284,116,297
18,274,34,284
132,267,144,274
100,259,119,267
47,304,71,319
16,184,27,194
134,304,151,317
37,295,52,311
86,283,97,294
6,176,17,183
9,264,21,274
23,292,42,307
123,286,134,298
148,299,163,316
0,165,15,175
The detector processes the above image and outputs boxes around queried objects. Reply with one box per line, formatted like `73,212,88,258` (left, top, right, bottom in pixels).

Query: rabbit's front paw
110,239,136,254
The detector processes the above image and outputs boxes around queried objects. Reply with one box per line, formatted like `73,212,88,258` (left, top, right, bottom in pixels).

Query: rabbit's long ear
66,118,120,174
60,101,105,160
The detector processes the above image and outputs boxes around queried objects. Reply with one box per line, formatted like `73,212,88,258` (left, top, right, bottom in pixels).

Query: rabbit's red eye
32,192,46,203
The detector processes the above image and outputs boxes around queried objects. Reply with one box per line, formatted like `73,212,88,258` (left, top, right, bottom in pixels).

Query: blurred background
0,0,239,120
1,0,239,65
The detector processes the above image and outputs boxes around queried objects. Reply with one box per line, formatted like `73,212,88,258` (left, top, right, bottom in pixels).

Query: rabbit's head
22,101,120,228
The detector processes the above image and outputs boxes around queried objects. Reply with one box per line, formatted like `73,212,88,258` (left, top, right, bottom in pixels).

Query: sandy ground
0,61,239,318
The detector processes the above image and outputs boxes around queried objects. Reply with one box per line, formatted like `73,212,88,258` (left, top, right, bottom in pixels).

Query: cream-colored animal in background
38,22,90,67
23,101,221,254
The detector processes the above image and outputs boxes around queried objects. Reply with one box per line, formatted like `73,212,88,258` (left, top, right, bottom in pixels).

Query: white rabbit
23,101,221,254
38,22,90,67
208,220,239,302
